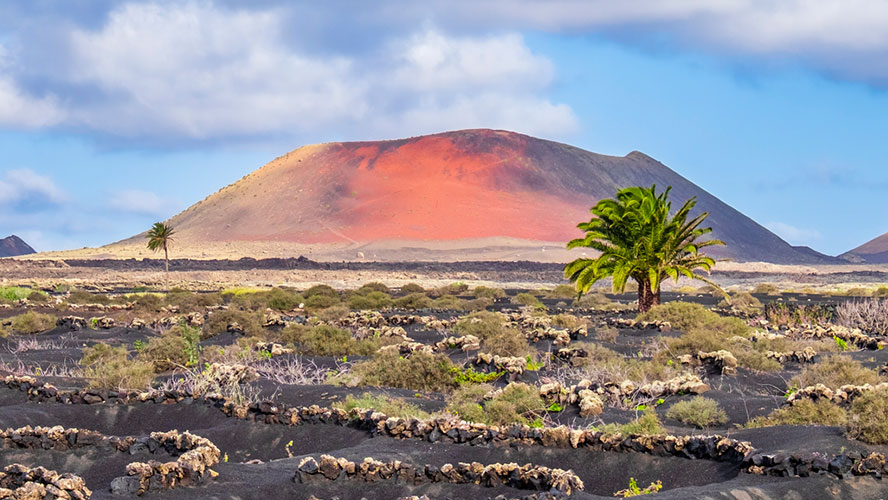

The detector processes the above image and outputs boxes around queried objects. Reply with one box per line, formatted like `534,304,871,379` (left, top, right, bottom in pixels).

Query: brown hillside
841,232,888,263
98,129,825,263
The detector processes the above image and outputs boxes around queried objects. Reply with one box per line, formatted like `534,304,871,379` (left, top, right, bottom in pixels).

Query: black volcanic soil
2,292,888,499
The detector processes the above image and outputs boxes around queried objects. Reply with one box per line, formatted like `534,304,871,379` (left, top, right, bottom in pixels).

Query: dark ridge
0,235,36,258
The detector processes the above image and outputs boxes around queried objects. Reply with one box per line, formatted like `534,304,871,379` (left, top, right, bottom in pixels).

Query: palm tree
146,222,175,273
564,185,724,313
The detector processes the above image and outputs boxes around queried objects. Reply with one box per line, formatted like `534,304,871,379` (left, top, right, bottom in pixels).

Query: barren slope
842,232,888,263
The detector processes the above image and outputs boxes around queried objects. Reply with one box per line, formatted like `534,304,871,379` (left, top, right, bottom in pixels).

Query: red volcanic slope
130,129,825,263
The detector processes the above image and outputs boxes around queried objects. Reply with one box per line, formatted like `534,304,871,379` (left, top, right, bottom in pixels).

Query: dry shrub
431,283,469,297
452,311,507,338
837,298,888,335
512,292,542,307
393,293,431,310
665,396,727,428
204,309,263,338
546,285,578,300
552,313,584,330
81,343,154,391
66,289,111,305
718,291,763,315
472,286,506,299
447,382,544,426
847,387,888,444
304,293,341,310
571,343,679,384
594,326,619,343
313,305,350,322
137,324,200,372
752,283,780,295
574,291,620,310
790,356,882,390
166,290,225,310
333,393,430,419
482,328,534,358
745,399,847,428
1,311,56,335
342,352,458,392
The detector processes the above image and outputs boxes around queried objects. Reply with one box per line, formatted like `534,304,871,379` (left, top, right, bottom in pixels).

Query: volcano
109,129,827,263
0,235,36,258
841,232,888,263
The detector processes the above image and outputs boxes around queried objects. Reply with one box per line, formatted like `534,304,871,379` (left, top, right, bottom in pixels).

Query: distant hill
0,235,36,257
93,129,830,263
840,232,888,263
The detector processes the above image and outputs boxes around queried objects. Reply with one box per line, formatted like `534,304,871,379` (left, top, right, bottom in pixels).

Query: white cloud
67,1,367,138
0,44,65,129
108,189,177,217
766,221,822,246
0,169,66,205
55,2,575,140
434,0,888,84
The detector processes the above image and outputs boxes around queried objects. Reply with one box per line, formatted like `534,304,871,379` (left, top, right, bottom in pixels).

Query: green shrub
847,387,888,444
284,324,383,356
357,282,390,294
399,283,425,294
2,311,56,335
790,356,881,390
599,409,665,436
347,291,393,310
26,291,50,304
873,287,888,297
81,343,154,390
393,293,431,310
304,294,340,310
138,330,188,372
304,284,338,298
745,399,847,428
665,397,727,428
472,286,506,299
333,393,430,419
129,293,165,313
343,352,459,392
447,382,544,426
64,289,110,305
512,292,542,307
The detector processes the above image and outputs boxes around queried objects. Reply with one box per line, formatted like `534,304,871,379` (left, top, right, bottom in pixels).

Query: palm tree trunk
637,279,661,313
164,245,169,273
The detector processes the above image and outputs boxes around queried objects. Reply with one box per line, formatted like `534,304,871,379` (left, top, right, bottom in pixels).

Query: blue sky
0,1,886,255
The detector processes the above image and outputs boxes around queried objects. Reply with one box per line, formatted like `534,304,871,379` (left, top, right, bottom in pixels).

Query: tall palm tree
564,185,724,312
146,222,175,273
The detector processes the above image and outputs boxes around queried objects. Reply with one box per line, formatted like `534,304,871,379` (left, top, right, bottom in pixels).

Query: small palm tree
146,222,175,273
564,185,723,312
